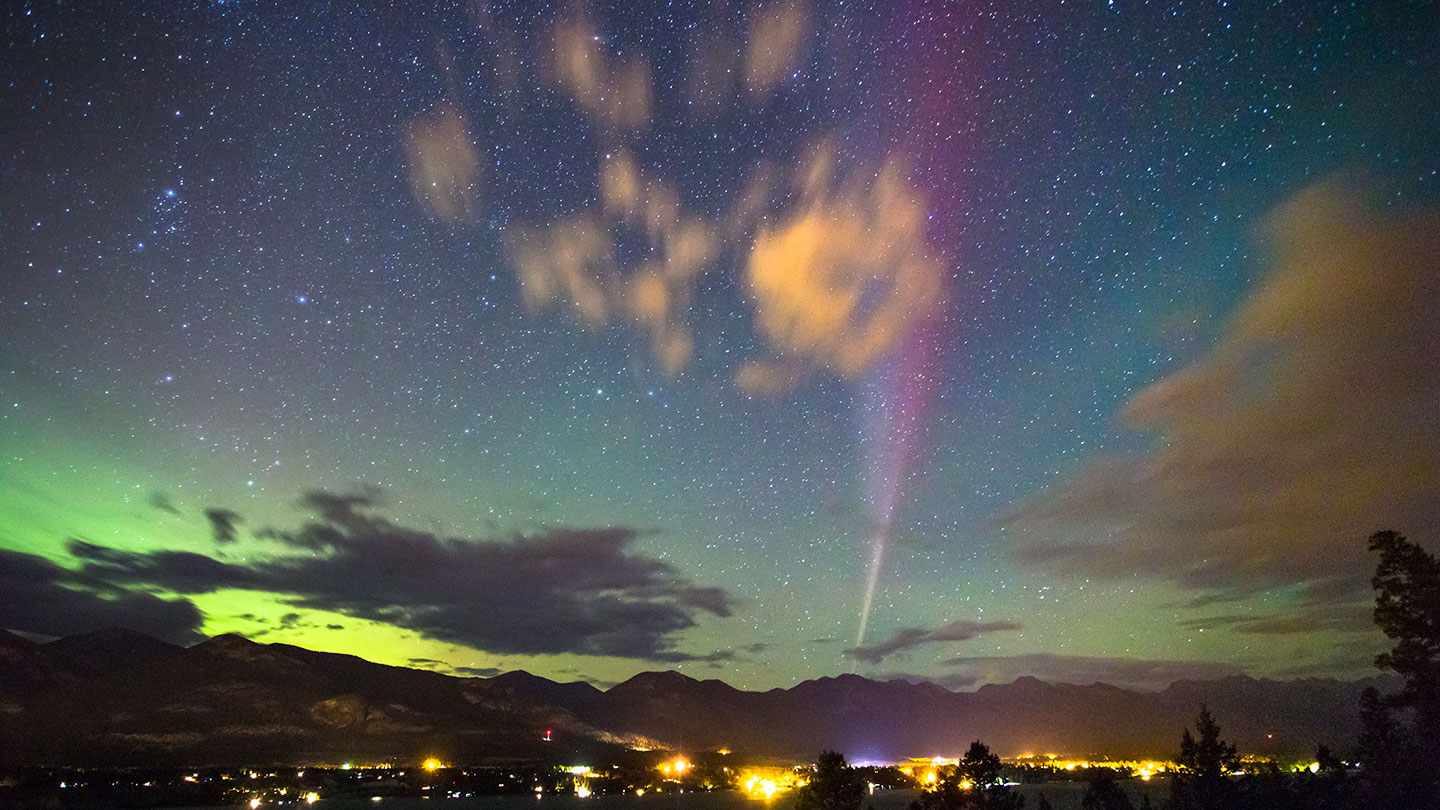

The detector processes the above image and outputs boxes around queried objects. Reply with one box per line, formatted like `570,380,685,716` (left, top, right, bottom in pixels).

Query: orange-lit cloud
511,11,942,392
509,214,614,327
403,103,481,224
745,0,810,95
741,144,944,391
508,151,716,375
1008,177,1440,604
510,140,943,391
548,10,652,130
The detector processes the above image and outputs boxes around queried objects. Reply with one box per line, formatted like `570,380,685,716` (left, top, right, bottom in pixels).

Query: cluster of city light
1011,754,1171,780
248,787,322,805
899,757,959,786
743,775,779,798
41,745,1329,809
567,765,602,797
739,766,798,799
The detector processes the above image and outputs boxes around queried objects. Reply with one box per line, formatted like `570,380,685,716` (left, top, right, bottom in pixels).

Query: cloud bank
69,490,734,662
1008,178,1440,605
935,653,1247,692
0,549,204,645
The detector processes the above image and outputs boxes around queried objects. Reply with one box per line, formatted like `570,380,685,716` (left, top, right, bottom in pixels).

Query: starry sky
3,0,1438,692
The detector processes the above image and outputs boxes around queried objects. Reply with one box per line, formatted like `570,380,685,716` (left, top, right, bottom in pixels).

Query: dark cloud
406,658,503,678
1267,647,1380,679
876,670,978,690
1179,605,1373,636
453,665,503,678
942,653,1247,692
1006,179,1440,602
651,649,735,665
71,489,734,662
69,540,261,592
203,507,243,543
148,491,181,516
1171,577,1375,637
0,549,204,645
930,672,980,690
846,619,1023,664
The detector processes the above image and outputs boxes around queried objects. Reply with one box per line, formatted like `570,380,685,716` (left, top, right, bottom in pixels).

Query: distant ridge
0,630,80,705
0,628,1392,767
489,669,604,714
42,628,182,679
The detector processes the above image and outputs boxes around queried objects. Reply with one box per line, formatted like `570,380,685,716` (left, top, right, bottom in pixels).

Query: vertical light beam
855,531,888,650
854,322,938,652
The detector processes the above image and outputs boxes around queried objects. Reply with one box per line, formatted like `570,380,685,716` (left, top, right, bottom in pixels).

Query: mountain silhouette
0,629,1389,766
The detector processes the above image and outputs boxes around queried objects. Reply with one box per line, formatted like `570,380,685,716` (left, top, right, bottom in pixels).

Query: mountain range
0,628,1386,767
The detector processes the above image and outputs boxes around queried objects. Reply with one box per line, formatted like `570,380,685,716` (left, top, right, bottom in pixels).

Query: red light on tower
544,729,553,742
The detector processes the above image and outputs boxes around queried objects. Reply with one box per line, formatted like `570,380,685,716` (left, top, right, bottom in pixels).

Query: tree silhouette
794,750,865,810
958,741,1005,789
1357,527,1440,806
1081,769,1133,810
1169,706,1237,810
1369,530,1440,736
1282,744,1354,810
914,741,1023,810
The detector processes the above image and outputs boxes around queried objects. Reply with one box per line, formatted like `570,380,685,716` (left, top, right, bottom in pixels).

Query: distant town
0,746,1337,808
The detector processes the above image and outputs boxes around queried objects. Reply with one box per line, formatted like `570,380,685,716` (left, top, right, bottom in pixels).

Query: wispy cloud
403,103,481,223
501,7,941,394
941,653,1248,691
846,618,1023,663
204,507,242,544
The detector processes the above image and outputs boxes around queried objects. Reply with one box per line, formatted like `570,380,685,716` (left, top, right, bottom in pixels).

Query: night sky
3,0,1438,692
